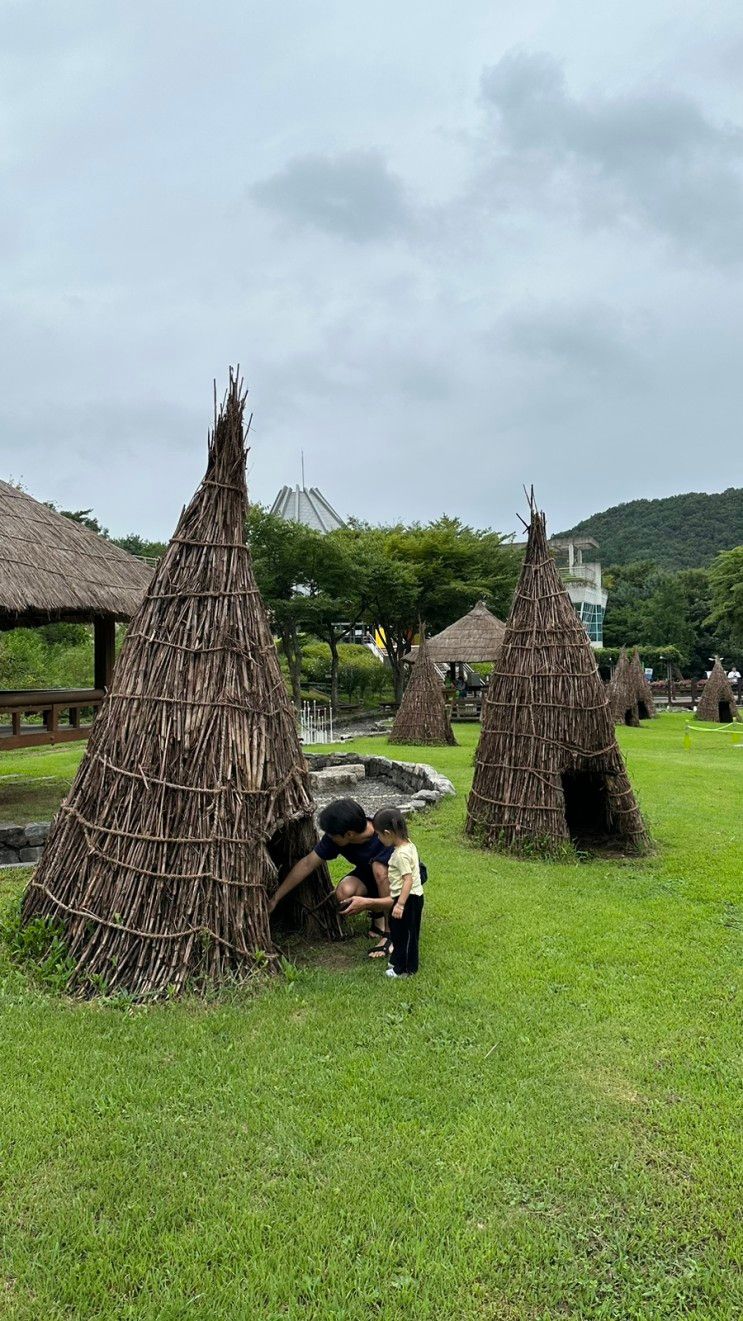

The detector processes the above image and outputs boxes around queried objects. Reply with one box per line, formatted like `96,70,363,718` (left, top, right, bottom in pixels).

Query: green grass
0,743,85,823
0,715,741,1319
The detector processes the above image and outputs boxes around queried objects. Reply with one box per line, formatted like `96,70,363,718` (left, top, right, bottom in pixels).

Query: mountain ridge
557,487,743,570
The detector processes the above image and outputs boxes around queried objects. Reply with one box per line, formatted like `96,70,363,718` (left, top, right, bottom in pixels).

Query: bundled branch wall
22,373,341,997
389,631,456,746
465,505,647,855
695,658,741,723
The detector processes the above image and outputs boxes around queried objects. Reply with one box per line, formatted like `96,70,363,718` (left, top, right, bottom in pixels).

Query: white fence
300,700,334,745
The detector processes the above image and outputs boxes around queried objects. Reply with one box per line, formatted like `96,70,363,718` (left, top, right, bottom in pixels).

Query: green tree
246,507,317,710
707,546,743,652
112,533,167,561
347,519,519,700
52,506,109,537
641,572,695,662
602,561,657,647
302,532,366,711
351,529,419,701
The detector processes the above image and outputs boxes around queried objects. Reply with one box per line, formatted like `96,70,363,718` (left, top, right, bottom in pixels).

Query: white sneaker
386,967,406,978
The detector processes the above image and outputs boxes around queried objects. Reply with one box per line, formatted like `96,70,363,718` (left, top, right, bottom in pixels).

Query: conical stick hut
695,657,741,723
465,499,647,855
22,373,341,997
389,628,457,746
608,647,640,727
629,647,656,719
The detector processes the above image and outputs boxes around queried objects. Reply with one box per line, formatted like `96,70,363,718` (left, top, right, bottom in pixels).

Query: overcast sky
1,1,742,541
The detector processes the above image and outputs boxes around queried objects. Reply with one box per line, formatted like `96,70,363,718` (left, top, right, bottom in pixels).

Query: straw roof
426,600,506,663
629,648,656,719
466,501,647,856
0,480,151,626
695,657,741,722
389,629,457,746
23,373,341,998
607,647,640,727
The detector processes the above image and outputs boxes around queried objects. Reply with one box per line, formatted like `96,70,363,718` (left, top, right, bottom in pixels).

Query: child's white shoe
386,967,405,978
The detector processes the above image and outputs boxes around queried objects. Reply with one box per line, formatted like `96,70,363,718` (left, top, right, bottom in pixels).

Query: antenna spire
301,450,306,489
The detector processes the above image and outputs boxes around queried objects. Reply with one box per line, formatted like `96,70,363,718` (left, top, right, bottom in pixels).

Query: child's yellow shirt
388,841,423,899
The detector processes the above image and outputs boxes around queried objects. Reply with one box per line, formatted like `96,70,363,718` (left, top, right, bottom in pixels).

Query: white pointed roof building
269,485,347,534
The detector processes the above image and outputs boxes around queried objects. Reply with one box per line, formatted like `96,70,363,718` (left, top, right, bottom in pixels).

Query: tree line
1,503,740,701
602,550,743,676
246,510,519,704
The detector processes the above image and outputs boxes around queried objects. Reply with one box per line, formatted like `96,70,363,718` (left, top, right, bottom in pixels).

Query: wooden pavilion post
94,618,116,691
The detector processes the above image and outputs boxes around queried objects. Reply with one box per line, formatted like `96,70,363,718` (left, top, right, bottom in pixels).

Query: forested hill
557,488,743,569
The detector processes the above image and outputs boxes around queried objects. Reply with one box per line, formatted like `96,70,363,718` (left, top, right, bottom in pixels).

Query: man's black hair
372,807,409,840
318,798,367,836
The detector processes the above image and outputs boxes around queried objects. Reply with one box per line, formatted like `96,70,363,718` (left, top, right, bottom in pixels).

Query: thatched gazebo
426,600,506,670
389,629,456,746
22,373,341,998
695,658,741,723
466,501,647,856
0,482,151,748
608,647,640,727
630,648,656,720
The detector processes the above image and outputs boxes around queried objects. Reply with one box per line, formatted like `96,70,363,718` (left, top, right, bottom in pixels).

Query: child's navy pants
389,894,423,975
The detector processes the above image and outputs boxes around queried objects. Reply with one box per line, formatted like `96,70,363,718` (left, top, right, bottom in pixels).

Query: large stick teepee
466,501,647,855
608,647,640,727
22,373,341,996
389,629,456,746
695,658,741,723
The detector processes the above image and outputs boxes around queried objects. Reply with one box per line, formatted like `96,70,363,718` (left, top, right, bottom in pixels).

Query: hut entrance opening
637,701,651,720
719,701,733,723
560,770,618,849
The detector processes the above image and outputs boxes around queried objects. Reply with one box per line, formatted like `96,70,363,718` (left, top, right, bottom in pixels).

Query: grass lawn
0,715,741,1319
0,743,86,823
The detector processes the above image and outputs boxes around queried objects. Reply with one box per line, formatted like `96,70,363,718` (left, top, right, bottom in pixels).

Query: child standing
372,807,424,978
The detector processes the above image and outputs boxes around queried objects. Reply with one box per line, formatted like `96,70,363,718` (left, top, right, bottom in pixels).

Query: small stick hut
695,658,741,723
22,373,341,998
608,647,640,727
629,648,656,719
389,628,456,746
465,498,647,855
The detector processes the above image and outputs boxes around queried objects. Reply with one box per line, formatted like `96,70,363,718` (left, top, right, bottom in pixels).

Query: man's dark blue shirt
313,821,393,894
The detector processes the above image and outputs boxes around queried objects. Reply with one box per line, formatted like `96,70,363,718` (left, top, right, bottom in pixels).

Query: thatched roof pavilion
0,481,151,625
608,647,640,727
22,373,341,998
695,658,741,723
426,600,506,664
466,502,647,856
389,629,456,746
0,481,151,748
630,648,656,719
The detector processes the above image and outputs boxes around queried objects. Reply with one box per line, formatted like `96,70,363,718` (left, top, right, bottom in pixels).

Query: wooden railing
0,689,105,750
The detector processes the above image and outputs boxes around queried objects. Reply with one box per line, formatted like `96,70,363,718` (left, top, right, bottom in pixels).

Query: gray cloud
252,150,411,242
500,302,646,382
0,3,742,542
481,50,743,261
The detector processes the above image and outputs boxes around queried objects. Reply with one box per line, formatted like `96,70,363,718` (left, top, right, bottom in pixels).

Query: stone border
305,752,455,815
0,822,49,866
0,755,455,867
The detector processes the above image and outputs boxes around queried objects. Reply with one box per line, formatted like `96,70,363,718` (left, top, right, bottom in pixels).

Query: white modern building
269,485,346,534
549,537,608,646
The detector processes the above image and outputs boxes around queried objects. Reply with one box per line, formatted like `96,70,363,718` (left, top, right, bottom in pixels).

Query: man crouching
268,798,393,958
